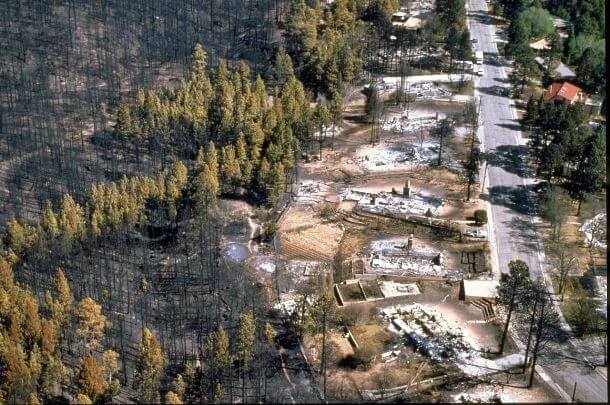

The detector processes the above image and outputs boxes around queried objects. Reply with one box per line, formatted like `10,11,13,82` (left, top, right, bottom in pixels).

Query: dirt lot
276,205,344,262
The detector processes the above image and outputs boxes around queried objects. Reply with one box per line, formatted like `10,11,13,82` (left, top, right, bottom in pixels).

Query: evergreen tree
220,145,242,192
568,127,606,215
237,312,256,402
272,48,295,85
78,355,108,401
76,297,107,352
136,328,166,404
191,43,208,80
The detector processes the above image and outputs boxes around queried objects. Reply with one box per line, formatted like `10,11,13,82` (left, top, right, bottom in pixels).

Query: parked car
465,229,488,239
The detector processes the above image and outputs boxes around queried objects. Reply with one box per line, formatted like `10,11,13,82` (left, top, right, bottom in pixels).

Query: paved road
467,0,608,402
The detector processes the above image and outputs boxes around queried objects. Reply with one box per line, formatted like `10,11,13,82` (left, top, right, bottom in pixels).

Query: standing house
544,81,602,116
544,81,588,104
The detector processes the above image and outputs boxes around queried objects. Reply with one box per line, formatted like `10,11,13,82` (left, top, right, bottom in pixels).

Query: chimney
403,179,411,199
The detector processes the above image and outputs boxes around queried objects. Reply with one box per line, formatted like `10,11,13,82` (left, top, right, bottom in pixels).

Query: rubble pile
366,240,457,278
294,180,331,204
354,139,463,173
382,116,442,135
274,291,313,317
381,303,526,376
341,189,443,217
382,304,474,362
408,82,452,99
285,260,326,281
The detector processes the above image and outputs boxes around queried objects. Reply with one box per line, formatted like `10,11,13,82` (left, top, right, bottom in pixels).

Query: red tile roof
545,81,587,103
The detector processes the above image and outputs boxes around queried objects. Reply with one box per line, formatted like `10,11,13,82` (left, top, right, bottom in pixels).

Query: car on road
471,38,478,43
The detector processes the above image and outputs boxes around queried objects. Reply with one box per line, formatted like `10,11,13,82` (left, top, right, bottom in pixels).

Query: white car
465,229,488,239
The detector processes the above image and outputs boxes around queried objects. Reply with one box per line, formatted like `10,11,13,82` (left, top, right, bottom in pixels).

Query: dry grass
277,205,344,261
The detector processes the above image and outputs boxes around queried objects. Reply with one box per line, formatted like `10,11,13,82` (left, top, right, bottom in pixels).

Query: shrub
262,221,278,241
320,203,337,218
338,306,366,326
474,209,487,226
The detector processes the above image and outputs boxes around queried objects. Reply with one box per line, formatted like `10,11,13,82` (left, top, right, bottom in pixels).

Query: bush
320,203,337,218
473,209,487,226
563,292,601,336
262,221,278,242
355,342,378,370
338,306,366,326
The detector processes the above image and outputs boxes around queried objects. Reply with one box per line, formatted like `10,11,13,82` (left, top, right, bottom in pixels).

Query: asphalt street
467,0,608,401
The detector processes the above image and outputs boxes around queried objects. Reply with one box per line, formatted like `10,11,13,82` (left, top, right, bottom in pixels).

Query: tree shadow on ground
493,76,510,84
481,184,537,215
495,122,522,131
478,85,510,97
470,12,502,26
505,216,540,253
484,144,535,178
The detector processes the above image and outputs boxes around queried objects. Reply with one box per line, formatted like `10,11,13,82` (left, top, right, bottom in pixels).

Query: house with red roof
544,81,588,105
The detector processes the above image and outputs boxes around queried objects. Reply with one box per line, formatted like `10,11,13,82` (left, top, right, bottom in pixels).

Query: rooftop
545,81,587,103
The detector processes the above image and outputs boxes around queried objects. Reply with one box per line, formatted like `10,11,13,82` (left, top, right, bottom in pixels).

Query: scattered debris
341,189,443,217
383,303,475,362
579,213,607,249
294,180,331,205
380,303,524,376
363,238,462,278
354,139,462,173
274,290,313,317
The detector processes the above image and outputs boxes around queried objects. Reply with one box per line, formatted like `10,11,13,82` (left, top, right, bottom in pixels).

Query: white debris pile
258,261,276,274
341,189,443,217
451,391,512,403
274,291,313,317
285,260,326,280
382,304,475,362
408,82,452,99
382,116,442,135
294,180,331,204
354,139,462,173
379,281,420,298
367,240,448,277
579,213,607,249
381,349,401,363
